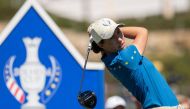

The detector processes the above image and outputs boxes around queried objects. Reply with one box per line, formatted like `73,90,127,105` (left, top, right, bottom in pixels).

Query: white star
131,56,134,60
45,90,51,96
54,78,59,82
51,83,56,89
6,76,10,80
5,70,9,74
5,65,9,69
55,72,60,76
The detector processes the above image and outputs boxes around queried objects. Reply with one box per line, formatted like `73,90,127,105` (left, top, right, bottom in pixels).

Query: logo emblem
102,19,112,26
3,37,62,109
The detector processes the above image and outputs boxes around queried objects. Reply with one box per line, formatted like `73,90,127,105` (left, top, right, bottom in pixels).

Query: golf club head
78,90,97,109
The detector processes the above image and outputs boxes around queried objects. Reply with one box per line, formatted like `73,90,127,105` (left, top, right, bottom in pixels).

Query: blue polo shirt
102,45,178,109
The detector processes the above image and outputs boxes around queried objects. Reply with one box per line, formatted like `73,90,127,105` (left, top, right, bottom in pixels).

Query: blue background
0,7,104,109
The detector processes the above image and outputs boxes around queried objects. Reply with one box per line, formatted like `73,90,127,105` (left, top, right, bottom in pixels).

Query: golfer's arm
119,27,148,55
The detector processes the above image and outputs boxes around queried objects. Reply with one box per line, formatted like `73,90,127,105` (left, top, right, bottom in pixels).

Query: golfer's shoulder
118,45,142,69
120,44,141,56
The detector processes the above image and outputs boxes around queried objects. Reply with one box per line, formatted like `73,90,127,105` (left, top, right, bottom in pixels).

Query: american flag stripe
9,81,15,90
20,94,25,103
14,87,19,96
7,78,14,88
6,77,25,103
10,82,18,94
16,89,23,98
4,57,25,104
16,89,25,103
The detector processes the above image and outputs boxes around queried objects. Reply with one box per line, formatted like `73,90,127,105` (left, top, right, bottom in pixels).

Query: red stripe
9,81,15,90
20,94,25,103
14,87,19,96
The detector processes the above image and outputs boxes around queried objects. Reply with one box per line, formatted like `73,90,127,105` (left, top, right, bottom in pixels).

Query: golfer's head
88,18,126,54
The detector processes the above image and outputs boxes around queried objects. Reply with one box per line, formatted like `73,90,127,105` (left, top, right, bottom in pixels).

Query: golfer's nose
118,37,123,42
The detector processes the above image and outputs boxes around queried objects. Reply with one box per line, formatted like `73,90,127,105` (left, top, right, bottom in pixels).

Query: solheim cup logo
3,37,62,109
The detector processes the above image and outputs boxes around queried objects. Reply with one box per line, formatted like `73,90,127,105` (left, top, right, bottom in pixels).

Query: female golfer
87,18,183,109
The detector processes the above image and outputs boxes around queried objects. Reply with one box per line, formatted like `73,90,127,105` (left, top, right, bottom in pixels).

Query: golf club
77,36,97,109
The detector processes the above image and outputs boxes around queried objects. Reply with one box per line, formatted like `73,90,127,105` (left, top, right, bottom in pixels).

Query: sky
39,0,189,21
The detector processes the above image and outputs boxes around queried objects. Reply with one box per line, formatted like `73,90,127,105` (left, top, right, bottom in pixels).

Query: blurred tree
0,0,24,20
161,52,190,85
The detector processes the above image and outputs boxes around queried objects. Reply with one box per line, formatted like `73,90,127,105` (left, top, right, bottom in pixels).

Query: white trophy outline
3,37,62,109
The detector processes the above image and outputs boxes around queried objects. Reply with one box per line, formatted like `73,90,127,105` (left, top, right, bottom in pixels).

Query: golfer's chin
119,43,126,50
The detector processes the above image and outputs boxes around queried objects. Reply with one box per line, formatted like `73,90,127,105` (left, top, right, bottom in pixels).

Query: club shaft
79,49,90,93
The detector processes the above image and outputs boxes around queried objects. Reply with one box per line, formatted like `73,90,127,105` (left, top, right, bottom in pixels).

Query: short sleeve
118,45,142,70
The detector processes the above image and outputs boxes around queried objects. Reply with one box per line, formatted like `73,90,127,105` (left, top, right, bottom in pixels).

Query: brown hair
91,40,104,53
